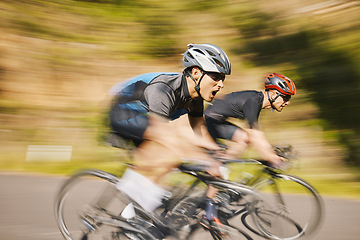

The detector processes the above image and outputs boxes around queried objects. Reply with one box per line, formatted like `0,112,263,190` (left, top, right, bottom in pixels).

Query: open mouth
212,90,218,97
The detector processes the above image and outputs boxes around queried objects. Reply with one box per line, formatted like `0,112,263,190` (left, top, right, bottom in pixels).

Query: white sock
117,169,171,212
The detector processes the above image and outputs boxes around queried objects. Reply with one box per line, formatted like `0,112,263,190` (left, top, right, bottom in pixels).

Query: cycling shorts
110,106,149,146
205,115,240,141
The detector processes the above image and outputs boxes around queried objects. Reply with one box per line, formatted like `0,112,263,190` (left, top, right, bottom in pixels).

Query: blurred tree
0,64,3,97
135,1,180,58
182,0,225,11
74,0,125,4
74,0,180,58
139,13,179,58
232,10,275,39
233,8,360,167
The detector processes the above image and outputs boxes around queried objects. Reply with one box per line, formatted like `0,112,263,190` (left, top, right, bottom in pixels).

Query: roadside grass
1,148,359,200
0,146,127,176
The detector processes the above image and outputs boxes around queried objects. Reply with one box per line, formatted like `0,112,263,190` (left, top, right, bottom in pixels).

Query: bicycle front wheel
54,169,153,240
245,173,324,240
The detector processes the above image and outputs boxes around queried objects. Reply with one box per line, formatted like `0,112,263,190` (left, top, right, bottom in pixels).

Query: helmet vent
186,52,194,59
193,49,204,55
214,58,224,69
206,49,216,56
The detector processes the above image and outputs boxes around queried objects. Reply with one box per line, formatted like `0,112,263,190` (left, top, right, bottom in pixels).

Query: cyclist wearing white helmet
183,43,231,100
109,43,231,215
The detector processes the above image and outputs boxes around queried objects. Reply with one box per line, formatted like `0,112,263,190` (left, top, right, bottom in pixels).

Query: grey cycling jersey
205,90,263,129
109,72,204,144
111,72,204,120
145,74,204,118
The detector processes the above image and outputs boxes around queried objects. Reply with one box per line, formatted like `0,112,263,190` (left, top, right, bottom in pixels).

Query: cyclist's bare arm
133,113,221,182
246,128,283,167
142,113,185,155
188,115,222,151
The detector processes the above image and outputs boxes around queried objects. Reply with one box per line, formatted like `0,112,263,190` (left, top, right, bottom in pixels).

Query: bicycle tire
54,169,156,240
241,208,302,239
247,173,324,240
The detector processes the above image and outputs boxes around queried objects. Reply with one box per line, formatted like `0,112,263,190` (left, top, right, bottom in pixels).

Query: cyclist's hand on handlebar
205,144,227,159
265,156,290,170
212,149,228,160
266,155,285,169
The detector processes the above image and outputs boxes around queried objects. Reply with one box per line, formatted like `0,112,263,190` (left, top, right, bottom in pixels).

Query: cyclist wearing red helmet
205,73,296,166
265,73,296,111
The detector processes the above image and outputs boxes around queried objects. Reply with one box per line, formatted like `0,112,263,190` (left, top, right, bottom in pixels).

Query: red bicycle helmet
265,73,296,95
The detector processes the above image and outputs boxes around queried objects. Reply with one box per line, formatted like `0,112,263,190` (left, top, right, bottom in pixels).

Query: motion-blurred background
0,0,359,198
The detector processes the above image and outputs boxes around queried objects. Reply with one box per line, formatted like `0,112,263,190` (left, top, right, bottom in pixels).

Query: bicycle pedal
203,217,228,235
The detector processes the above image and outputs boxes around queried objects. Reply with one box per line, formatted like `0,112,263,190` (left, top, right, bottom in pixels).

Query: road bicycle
54,135,324,240
54,165,259,239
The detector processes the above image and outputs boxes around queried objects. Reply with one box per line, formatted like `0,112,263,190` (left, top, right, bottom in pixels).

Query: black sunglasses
281,94,291,102
205,72,225,82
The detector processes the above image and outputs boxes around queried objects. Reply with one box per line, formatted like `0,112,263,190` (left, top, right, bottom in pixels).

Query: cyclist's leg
227,128,249,158
118,168,172,213
110,106,172,214
202,117,231,225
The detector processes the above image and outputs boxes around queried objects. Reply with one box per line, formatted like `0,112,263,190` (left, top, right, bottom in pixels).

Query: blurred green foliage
232,5,360,167
136,1,180,58
0,0,359,177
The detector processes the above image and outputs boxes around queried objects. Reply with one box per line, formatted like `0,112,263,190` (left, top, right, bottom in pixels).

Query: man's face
199,72,225,102
272,91,291,112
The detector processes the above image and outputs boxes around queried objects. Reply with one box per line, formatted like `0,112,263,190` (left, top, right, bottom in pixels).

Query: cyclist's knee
231,129,249,144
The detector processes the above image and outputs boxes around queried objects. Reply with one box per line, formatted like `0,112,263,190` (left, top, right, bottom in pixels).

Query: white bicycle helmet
183,43,231,75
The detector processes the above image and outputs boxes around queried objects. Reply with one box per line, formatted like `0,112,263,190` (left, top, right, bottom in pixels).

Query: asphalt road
0,173,359,240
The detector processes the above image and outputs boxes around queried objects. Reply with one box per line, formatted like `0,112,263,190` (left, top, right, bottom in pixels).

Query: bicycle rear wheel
245,174,324,240
54,169,154,240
